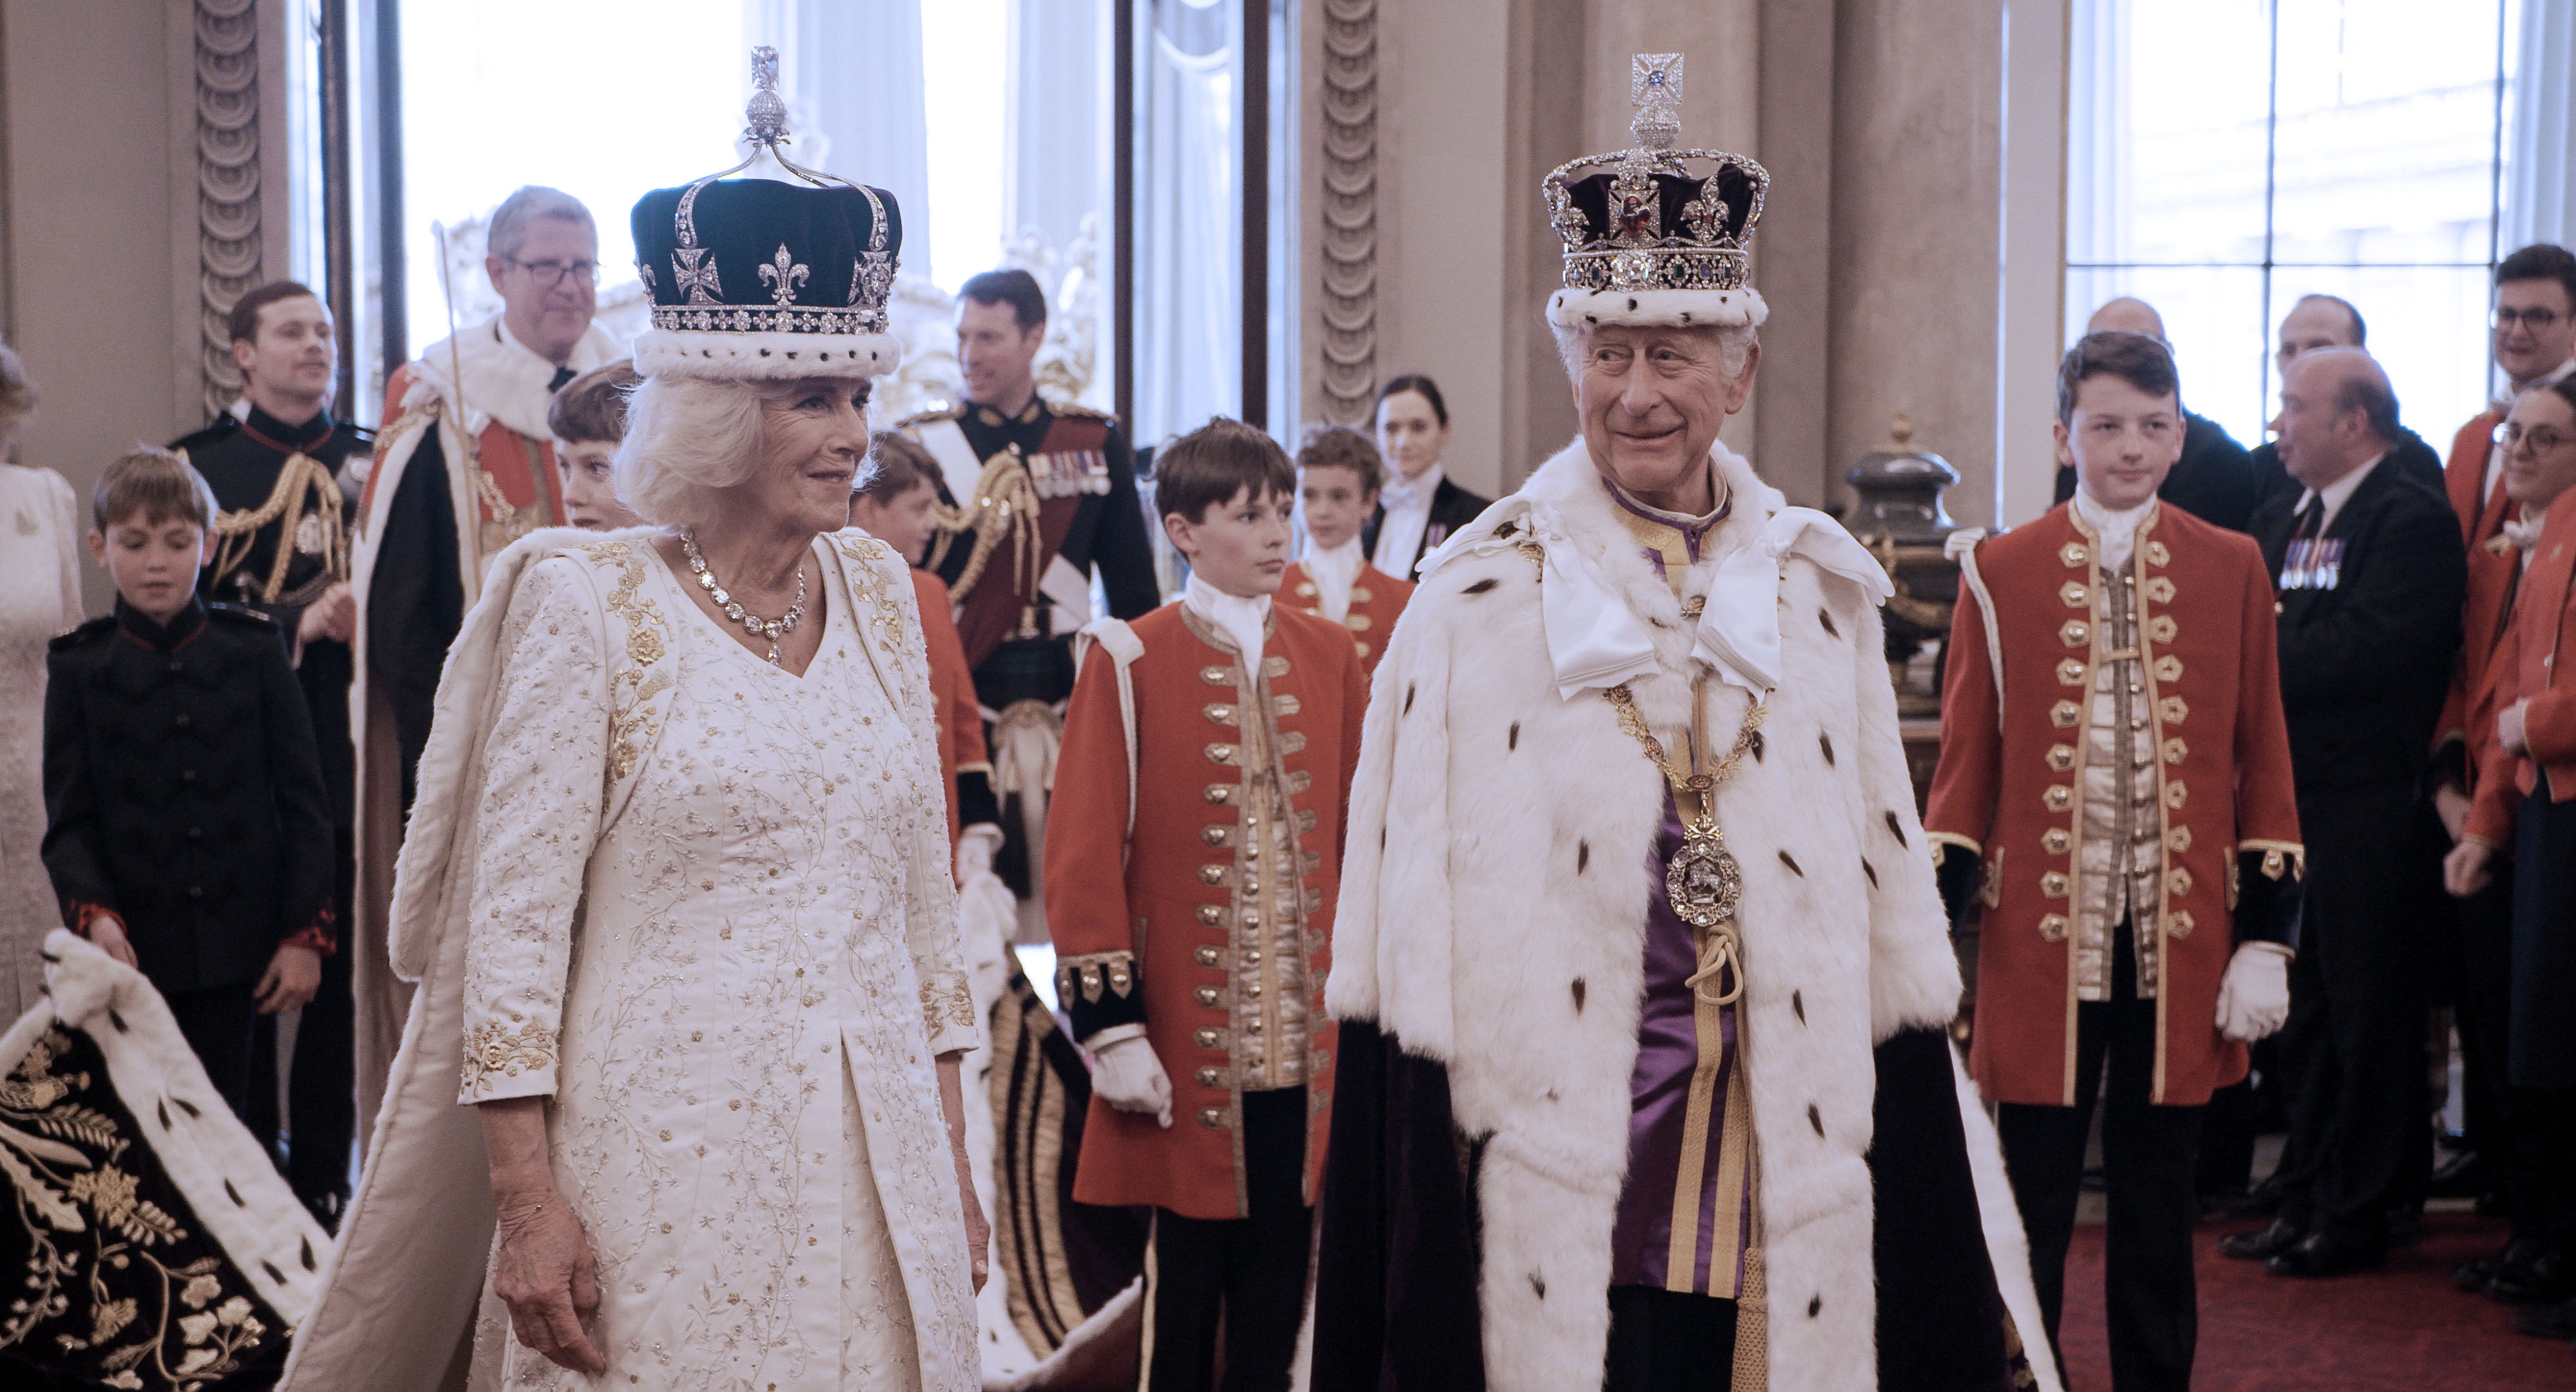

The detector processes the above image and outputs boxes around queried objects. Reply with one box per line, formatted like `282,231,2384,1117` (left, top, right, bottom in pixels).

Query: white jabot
2504,504,2549,572
2293,448,2388,536
1372,463,1444,575
1184,571,1273,664
1302,535,1365,623
2071,486,2158,572
1423,492,1896,701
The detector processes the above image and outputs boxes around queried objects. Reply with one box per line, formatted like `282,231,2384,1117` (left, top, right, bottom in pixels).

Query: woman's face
1374,390,1449,481
750,378,872,536
2501,389,2576,509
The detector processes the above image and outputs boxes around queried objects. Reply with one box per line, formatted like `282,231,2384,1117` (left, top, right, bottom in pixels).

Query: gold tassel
1731,1244,1767,1390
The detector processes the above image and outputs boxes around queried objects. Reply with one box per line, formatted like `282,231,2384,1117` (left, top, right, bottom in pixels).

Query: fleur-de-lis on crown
759,244,811,307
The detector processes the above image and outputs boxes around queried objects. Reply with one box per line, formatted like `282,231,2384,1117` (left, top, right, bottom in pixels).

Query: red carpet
2056,1212,2576,1390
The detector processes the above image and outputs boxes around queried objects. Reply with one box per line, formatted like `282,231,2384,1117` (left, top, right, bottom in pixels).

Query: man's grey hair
488,186,596,262
1550,318,1758,379
2334,367,2401,444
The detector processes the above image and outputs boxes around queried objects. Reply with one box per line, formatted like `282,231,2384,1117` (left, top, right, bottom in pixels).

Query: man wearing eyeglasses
2428,244,2576,1273
348,184,622,1139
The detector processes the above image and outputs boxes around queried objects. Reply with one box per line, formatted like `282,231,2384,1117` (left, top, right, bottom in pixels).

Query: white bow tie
2504,516,2545,551
1381,476,1429,512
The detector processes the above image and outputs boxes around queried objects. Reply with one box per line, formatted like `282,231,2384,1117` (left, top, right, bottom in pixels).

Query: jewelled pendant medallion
1668,825,1743,929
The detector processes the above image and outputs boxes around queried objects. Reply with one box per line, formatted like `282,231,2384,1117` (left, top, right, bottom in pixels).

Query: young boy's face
2053,373,2181,514
1296,465,1376,554
555,439,647,531
89,514,212,625
1164,485,1293,599
851,479,941,566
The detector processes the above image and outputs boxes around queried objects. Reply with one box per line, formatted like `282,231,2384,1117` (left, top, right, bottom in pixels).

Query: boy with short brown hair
43,448,335,1121
1283,425,1413,675
545,358,647,530
1047,418,1365,1392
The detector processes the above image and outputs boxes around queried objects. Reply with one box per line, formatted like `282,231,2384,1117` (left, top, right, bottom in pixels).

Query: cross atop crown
1630,53,1683,151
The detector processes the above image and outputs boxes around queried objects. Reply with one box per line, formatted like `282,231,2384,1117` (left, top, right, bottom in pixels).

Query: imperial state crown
1545,53,1770,332
630,46,903,380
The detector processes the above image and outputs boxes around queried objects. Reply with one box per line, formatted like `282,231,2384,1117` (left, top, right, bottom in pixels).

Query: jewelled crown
630,47,903,380
1545,54,1770,332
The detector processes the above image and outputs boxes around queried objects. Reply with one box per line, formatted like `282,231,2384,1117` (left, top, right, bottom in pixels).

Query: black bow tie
549,365,578,393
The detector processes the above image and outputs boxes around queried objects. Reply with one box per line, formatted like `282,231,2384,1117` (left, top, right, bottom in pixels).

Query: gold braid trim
200,450,348,603
928,449,1045,603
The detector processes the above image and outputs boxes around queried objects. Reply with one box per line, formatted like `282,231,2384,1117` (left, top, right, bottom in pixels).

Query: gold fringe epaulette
1044,400,1114,423
897,404,966,429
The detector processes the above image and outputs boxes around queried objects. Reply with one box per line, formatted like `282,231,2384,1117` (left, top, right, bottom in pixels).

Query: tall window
2066,0,2523,447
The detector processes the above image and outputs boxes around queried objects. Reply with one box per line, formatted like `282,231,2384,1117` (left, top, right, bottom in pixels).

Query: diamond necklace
679,528,808,665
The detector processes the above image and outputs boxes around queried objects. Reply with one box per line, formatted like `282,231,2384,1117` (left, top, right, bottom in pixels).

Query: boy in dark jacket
42,447,335,1119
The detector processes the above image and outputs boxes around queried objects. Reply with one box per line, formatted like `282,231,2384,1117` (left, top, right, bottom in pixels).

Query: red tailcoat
2467,492,2576,846
1927,503,2304,1107
2443,410,2520,766
909,568,989,856
1046,603,1365,1219
1278,559,1414,677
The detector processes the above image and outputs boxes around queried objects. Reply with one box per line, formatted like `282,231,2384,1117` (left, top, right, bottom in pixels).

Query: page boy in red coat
1927,332,2304,1392
1046,418,1365,1391
1281,425,1414,678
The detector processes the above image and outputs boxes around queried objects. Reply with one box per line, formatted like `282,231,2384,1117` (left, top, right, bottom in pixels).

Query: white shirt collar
2071,485,2157,572
2295,449,2388,534
1183,571,1272,665
1379,463,1443,514
1301,535,1366,623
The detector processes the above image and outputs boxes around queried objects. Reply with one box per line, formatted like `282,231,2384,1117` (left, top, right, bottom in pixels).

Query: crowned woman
280,55,982,1392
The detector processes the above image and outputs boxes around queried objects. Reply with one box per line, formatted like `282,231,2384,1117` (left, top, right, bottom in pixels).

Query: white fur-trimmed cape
1323,438,2056,1391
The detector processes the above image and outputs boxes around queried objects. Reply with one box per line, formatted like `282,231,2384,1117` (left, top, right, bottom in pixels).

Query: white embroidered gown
454,541,979,1391
0,463,84,1021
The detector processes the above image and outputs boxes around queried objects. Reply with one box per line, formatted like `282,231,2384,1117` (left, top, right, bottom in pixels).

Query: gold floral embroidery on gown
456,542,977,1391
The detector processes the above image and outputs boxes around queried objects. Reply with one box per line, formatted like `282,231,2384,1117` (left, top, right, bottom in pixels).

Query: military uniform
1045,599,1363,1391
40,599,335,1121
906,396,1162,915
173,403,369,1221
1278,553,1413,677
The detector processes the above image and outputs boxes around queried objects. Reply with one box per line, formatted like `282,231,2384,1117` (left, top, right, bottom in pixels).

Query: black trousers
240,830,356,1225
2452,863,2516,1158
1142,1088,1312,1392
2273,782,2435,1242
2505,1085,2576,1251
163,984,260,1123
1604,1285,1739,1392
1998,926,2201,1392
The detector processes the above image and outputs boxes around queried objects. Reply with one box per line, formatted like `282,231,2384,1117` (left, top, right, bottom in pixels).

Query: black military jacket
173,405,369,825
42,599,335,993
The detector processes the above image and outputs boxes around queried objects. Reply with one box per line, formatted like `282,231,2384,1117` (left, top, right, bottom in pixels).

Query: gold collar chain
1604,673,1767,1003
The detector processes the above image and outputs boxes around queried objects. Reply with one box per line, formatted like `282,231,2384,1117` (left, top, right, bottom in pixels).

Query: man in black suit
2051,297,2262,530
2245,296,2446,509
2220,349,2466,1279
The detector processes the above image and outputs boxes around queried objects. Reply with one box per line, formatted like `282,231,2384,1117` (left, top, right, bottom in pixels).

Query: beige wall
1,0,289,615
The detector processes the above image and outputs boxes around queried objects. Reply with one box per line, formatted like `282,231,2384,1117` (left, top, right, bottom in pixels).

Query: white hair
487,185,596,262
612,376,769,529
1550,318,1758,378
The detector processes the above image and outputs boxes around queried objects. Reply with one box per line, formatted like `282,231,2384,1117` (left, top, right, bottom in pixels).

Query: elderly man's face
2274,298,2358,379
2270,349,2383,490
486,216,598,366
1568,325,1755,508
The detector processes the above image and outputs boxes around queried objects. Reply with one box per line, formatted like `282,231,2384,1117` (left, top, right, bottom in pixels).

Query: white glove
955,822,1004,884
1088,1034,1173,1128
2214,942,2293,1042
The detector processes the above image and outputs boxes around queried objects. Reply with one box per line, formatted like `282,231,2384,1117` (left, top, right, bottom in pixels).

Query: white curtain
2501,0,2574,252
747,0,935,260
1133,0,1242,450
1006,0,1111,256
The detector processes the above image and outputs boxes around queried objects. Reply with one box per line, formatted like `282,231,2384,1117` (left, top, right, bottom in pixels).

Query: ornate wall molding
1316,0,1378,425
194,0,263,417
